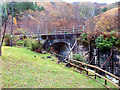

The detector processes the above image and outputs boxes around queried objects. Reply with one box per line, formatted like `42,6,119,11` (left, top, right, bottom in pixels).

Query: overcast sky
63,0,119,4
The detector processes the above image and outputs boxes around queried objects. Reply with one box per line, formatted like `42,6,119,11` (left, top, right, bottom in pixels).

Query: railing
11,26,120,37
47,25,86,35
12,25,85,37
51,51,120,89
68,59,120,89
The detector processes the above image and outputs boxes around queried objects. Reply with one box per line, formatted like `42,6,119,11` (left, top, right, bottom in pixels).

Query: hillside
2,1,119,35
3,1,90,35
1,46,105,88
85,8,119,34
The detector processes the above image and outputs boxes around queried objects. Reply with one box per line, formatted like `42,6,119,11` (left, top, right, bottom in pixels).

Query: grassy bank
1,46,106,88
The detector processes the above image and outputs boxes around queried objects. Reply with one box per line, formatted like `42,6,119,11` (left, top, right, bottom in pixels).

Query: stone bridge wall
41,36,120,76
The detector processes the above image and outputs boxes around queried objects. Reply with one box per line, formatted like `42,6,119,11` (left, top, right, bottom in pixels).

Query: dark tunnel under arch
50,42,70,57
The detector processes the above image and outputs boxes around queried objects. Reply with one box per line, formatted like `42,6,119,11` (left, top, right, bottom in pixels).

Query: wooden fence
51,51,120,89
68,59,120,89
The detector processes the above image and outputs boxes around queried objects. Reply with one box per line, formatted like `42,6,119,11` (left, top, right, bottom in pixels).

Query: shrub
16,38,42,53
26,39,37,51
4,34,18,46
80,33,87,41
73,53,87,64
116,37,120,50
4,34,11,46
78,33,89,49
95,33,117,51
16,40,26,47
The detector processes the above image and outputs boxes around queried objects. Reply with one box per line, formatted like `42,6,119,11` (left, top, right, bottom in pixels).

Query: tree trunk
0,26,1,56
89,41,92,62
1,21,7,46
0,45,1,56
0,20,7,56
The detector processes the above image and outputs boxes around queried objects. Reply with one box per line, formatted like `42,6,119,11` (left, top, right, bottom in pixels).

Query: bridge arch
49,42,71,57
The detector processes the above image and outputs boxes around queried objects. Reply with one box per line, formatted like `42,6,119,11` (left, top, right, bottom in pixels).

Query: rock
47,56,51,58
57,60,61,64
37,48,42,53
66,63,73,67
42,51,47,54
41,57,45,59
63,60,68,63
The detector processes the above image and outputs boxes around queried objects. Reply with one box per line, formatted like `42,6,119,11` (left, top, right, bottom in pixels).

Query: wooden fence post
118,80,120,87
79,64,82,72
95,68,97,79
105,73,107,85
87,66,88,75
74,61,75,69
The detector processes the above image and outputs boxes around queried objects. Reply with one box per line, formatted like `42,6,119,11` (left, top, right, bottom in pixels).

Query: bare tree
0,3,2,56
73,2,95,20
0,2,9,56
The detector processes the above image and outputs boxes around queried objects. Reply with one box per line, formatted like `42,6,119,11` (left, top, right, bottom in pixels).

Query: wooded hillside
2,1,119,35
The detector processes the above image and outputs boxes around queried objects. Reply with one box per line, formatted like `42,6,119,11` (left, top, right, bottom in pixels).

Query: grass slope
1,46,105,88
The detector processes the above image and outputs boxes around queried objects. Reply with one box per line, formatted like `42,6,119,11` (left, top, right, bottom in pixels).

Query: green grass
85,70,118,88
1,46,106,88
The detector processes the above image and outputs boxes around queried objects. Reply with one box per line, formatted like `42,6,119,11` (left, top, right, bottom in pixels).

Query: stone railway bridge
41,33,84,58
41,32,120,77
14,25,120,76
14,25,87,58
40,25,86,58
39,25,120,76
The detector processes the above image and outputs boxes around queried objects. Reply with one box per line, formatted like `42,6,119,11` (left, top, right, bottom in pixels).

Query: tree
94,8,102,16
0,2,9,56
0,2,44,56
102,7,107,12
73,2,95,20
0,3,2,56
107,2,119,10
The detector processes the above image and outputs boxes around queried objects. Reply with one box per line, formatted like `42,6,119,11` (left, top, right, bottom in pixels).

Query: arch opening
50,42,70,59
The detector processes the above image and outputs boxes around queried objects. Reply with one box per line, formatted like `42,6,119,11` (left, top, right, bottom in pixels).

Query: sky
63,0,119,4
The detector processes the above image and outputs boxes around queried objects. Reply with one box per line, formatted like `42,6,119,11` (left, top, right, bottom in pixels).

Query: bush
16,40,26,47
16,38,42,53
80,33,87,41
4,34,11,46
116,37,120,50
73,53,87,64
95,33,117,51
4,34,20,46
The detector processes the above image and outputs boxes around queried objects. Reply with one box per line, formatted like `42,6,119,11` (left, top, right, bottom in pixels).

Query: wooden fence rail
51,51,120,89
68,59,120,89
